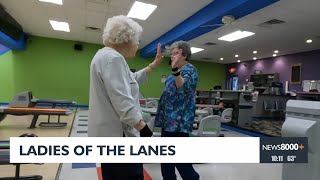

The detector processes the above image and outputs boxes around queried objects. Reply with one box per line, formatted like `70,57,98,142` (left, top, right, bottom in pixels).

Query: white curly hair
102,15,143,46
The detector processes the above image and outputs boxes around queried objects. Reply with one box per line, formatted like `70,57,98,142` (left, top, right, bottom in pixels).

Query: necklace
180,62,189,69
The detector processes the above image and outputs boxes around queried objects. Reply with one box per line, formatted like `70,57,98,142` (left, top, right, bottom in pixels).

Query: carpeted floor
242,120,284,137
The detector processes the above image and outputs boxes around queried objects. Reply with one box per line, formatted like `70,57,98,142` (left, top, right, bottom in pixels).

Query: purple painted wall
226,49,320,91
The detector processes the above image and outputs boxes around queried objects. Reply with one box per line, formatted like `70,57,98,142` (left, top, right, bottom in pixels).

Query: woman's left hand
151,43,164,68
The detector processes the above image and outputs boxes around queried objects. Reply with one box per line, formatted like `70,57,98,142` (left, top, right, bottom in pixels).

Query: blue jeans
161,130,200,180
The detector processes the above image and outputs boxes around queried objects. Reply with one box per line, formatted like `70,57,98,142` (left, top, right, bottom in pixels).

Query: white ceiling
189,0,320,63
1,0,320,64
0,0,212,45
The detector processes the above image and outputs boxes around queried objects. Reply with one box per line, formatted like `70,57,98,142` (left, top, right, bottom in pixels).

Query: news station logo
260,137,308,163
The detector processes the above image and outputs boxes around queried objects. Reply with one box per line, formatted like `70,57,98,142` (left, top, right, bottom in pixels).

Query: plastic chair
203,107,213,115
145,100,158,108
192,115,221,137
218,108,233,137
220,108,233,123
194,107,212,123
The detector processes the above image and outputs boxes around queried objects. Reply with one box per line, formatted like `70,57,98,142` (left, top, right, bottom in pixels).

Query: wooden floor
0,110,76,179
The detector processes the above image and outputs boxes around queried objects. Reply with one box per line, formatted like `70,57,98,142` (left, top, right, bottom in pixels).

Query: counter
296,92,320,101
252,94,295,118
197,89,297,123
196,90,253,125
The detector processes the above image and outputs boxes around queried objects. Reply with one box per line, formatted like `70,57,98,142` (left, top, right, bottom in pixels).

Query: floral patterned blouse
155,63,198,133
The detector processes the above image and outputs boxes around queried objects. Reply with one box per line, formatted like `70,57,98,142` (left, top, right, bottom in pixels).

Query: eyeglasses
171,49,182,56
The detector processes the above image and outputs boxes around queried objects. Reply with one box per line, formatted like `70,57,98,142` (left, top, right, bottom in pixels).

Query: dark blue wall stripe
140,0,279,58
0,31,25,50
0,43,11,55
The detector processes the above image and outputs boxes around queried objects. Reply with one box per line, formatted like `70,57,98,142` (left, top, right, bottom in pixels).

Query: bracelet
172,69,180,74
172,67,179,72
171,67,180,74
172,71,181,76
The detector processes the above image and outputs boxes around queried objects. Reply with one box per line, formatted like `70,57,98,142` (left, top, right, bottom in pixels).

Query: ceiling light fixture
218,30,255,42
127,1,157,20
49,20,70,32
253,57,257,60
237,60,241,63
235,54,239,57
306,39,313,43
191,47,204,54
274,50,279,53
253,51,257,54
220,58,224,61
38,0,63,5
273,54,277,57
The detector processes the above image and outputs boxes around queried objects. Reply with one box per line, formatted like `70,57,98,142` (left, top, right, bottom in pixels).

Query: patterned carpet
242,120,284,137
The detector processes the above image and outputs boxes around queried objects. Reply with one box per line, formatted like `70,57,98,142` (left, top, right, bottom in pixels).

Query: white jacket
88,47,147,137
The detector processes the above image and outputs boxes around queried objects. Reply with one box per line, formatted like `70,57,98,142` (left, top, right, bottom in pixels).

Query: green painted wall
128,56,226,97
0,36,102,105
0,36,225,105
127,56,169,97
0,51,14,101
10,37,102,105
192,61,226,90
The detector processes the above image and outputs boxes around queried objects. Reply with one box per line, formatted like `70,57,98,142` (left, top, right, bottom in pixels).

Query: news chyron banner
8,137,308,163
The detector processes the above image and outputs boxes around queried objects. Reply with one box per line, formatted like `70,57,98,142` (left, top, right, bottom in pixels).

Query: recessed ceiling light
191,47,204,54
127,1,157,20
49,20,70,32
306,39,313,43
273,54,277,57
237,60,241,63
274,50,279,53
253,51,257,54
218,30,255,42
220,58,224,61
253,57,257,60
235,54,239,57
38,0,63,5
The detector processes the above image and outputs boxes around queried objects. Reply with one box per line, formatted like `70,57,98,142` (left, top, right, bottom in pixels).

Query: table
196,104,223,109
0,140,43,180
296,92,320,101
139,98,160,101
139,98,160,108
140,107,209,116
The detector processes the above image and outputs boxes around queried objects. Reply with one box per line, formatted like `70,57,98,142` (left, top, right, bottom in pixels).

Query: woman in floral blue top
155,41,199,180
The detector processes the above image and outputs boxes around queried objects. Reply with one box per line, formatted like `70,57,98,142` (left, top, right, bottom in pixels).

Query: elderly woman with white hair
88,15,163,180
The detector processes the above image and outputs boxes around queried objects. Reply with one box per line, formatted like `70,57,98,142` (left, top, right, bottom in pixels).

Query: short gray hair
102,15,143,46
170,41,192,61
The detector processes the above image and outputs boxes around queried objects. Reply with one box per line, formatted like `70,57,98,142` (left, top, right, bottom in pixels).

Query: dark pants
101,132,144,180
161,130,200,180
101,163,144,180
